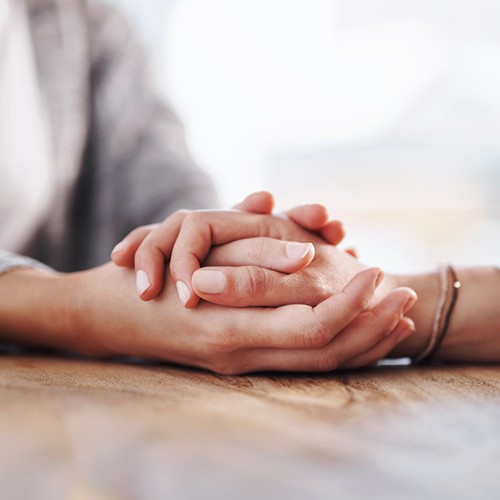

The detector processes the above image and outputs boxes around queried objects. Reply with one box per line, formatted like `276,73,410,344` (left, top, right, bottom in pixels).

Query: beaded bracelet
414,265,461,364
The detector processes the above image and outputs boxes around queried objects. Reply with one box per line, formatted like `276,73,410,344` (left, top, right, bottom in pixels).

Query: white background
109,0,500,273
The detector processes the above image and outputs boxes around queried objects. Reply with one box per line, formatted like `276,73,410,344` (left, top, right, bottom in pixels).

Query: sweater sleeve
60,3,219,271
27,2,219,272
0,249,53,277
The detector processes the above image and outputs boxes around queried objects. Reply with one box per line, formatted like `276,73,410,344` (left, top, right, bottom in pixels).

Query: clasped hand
107,192,417,373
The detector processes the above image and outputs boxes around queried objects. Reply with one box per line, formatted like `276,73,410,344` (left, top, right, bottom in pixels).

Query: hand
67,264,415,373
192,234,374,307
4,264,500,371
118,207,400,311
106,190,417,369
111,192,346,304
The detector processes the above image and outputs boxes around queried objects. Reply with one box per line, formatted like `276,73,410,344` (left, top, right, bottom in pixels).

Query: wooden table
1,354,499,499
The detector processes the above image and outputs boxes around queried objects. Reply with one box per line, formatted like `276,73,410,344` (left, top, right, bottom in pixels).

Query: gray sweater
0,0,217,275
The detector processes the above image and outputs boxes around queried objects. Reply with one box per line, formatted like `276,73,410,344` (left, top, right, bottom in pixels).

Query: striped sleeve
0,249,53,277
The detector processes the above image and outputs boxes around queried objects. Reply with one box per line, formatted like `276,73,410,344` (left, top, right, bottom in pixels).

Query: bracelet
414,265,461,364
413,266,448,363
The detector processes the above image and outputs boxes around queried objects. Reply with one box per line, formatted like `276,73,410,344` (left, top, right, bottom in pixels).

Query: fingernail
286,242,314,260
193,270,226,294
136,270,151,297
403,290,418,314
176,281,191,306
111,240,126,255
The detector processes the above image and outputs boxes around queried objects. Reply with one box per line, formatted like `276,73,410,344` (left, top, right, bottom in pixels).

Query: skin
113,192,347,305
0,194,417,373
4,192,497,372
391,268,500,363
0,265,415,374
113,191,500,366
113,191,411,316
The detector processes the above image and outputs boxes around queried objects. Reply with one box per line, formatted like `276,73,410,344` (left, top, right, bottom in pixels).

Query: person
1,0,499,374
111,193,500,369
0,0,418,374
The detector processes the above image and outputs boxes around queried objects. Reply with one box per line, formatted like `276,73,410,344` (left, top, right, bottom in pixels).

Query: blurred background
108,0,500,274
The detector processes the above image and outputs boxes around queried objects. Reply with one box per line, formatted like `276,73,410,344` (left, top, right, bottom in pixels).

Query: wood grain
1,354,500,499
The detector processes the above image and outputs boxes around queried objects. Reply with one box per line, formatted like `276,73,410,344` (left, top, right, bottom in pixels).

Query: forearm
0,263,196,364
391,267,500,361
0,266,139,357
0,269,77,350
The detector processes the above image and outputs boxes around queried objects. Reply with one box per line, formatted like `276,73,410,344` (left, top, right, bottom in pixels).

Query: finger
233,191,275,214
133,210,189,300
203,237,314,272
286,204,329,230
319,220,346,245
238,287,417,373
284,204,346,245
340,317,415,369
217,267,384,348
110,224,159,267
193,265,313,307
195,267,385,375
170,211,307,308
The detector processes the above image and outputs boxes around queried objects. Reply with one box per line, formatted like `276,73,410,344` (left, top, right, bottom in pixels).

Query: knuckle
128,225,150,240
269,216,291,239
135,240,160,264
314,349,341,372
359,310,393,339
172,209,191,221
166,209,191,230
180,211,201,229
134,245,148,264
302,272,332,303
342,288,369,316
181,211,197,228
181,211,210,237
206,324,242,354
242,266,269,297
382,310,402,336
365,307,387,325
250,238,268,262
259,214,286,239
303,320,332,348
353,309,375,325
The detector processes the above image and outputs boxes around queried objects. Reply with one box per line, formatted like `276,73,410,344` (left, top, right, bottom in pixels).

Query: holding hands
112,192,346,306
108,192,417,373
4,193,498,373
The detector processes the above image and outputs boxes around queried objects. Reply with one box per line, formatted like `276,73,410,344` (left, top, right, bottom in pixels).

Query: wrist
434,267,500,362
63,269,105,356
68,264,128,357
69,263,156,359
388,266,500,363
384,271,441,359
